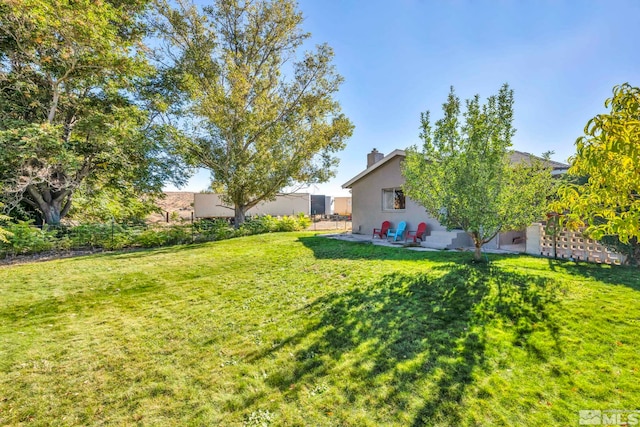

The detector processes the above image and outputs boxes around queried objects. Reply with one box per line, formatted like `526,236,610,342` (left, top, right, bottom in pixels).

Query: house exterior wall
350,157,444,235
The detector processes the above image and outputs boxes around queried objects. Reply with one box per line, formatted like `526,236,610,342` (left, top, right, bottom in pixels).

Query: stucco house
342,149,569,250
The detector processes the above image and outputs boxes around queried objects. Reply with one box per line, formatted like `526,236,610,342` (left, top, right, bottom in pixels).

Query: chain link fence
309,214,352,231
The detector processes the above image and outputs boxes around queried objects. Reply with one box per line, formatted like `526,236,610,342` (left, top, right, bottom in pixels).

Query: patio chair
387,221,407,242
406,222,427,243
372,221,391,239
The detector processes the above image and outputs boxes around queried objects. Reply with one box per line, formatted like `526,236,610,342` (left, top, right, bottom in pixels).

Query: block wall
527,223,626,265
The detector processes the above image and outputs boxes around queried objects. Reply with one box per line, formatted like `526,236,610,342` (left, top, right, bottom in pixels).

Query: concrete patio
321,232,526,255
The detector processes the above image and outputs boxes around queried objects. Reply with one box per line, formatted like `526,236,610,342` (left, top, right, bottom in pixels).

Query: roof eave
342,149,406,188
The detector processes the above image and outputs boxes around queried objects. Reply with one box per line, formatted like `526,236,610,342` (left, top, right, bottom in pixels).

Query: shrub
275,214,310,232
1,221,55,255
276,215,298,232
193,219,234,242
240,215,279,235
0,214,311,258
163,225,192,245
0,203,12,244
295,212,311,229
222,214,310,236
134,229,164,248
133,225,192,247
55,235,73,251
67,223,132,249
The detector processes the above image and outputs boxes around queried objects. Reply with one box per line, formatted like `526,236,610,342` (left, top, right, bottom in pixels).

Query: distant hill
147,192,195,223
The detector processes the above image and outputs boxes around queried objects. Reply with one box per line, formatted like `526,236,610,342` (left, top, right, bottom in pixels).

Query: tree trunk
471,232,484,262
41,199,63,226
26,185,71,226
474,242,483,262
234,205,247,229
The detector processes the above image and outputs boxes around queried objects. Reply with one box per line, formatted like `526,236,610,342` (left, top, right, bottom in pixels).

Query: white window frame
382,188,406,211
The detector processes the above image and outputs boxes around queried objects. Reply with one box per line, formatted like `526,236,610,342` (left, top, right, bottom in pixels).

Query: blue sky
168,0,640,196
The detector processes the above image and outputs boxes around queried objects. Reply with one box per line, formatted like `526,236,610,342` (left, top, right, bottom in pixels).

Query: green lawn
1,233,639,426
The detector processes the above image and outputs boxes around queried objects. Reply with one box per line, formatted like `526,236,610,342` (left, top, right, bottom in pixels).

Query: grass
1,232,639,426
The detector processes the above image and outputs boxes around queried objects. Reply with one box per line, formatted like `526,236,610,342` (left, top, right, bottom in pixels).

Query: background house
194,193,312,218
333,197,352,216
343,149,568,250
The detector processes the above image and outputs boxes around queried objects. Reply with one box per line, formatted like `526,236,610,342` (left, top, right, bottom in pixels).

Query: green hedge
0,214,312,258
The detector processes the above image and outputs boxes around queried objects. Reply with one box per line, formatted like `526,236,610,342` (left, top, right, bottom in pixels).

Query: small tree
555,83,640,257
403,85,553,261
153,0,353,227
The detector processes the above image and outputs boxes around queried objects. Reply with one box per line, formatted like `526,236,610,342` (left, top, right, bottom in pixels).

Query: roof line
511,150,569,168
342,148,570,189
342,149,406,188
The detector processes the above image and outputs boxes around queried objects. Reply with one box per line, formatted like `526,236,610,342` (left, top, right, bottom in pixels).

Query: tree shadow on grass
546,258,640,290
244,263,562,425
302,235,639,290
298,235,474,263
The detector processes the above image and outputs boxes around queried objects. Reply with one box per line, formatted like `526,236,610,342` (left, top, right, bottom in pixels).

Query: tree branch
60,195,73,218
26,185,46,212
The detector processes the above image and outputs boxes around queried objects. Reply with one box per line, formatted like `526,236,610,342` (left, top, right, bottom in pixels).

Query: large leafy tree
403,85,554,261
0,0,188,225
556,83,640,243
153,0,353,226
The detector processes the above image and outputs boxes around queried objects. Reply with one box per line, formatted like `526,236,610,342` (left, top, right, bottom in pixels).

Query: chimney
367,148,384,168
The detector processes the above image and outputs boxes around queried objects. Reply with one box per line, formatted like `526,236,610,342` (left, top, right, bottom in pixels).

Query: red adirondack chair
406,222,428,242
372,221,391,239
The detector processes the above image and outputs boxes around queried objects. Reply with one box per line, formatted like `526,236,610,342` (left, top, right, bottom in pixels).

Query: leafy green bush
240,215,280,235
295,212,311,229
163,225,192,245
193,219,234,242
0,214,311,258
133,225,192,247
65,223,134,250
54,235,73,251
0,203,12,244
135,229,164,248
239,214,310,234
0,221,55,255
274,214,310,232
276,215,298,232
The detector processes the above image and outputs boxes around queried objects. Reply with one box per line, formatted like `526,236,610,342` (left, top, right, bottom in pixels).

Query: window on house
382,188,405,210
